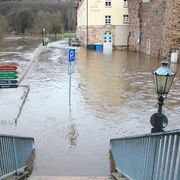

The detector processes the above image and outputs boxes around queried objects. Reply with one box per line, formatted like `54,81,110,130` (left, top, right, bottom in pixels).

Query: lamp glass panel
153,73,158,92
156,75,167,94
164,75,175,94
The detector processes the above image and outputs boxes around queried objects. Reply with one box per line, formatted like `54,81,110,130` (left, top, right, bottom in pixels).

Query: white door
103,31,112,51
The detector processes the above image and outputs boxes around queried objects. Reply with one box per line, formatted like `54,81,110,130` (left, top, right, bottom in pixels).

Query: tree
1,0,77,35
8,9,34,34
61,0,76,32
17,10,34,34
0,15,7,37
49,15,64,39
33,11,51,33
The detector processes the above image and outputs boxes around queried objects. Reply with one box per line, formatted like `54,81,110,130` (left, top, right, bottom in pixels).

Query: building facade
76,0,129,48
128,0,180,59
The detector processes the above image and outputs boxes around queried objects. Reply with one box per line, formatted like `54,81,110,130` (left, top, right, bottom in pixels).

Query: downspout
127,1,130,51
127,32,131,51
137,2,142,52
87,0,89,48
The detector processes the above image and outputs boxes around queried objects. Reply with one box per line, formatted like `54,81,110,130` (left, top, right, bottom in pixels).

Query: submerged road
0,37,179,176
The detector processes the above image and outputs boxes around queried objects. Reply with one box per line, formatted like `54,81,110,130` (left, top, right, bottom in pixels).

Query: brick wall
128,0,140,52
140,0,166,57
129,0,180,59
160,0,180,58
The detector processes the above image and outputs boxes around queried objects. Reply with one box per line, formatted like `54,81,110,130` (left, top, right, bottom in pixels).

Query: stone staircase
29,176,112,180
28,173,128,180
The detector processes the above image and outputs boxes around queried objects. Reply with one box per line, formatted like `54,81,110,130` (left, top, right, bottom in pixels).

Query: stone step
111,173,128,180
29,176,113,180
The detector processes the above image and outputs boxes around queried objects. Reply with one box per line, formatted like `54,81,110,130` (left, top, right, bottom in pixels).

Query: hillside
0,0,76,36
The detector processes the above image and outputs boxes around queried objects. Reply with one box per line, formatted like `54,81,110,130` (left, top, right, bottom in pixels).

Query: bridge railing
110,129,180,180
0,134,35,179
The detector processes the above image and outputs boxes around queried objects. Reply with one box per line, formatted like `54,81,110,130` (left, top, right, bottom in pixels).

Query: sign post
68,49,76,108
0,65,18,88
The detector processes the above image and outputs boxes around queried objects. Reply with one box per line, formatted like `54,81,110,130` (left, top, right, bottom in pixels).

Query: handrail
110,129,180,180
0,135,35,179
0,134,34,139
110,129,180,141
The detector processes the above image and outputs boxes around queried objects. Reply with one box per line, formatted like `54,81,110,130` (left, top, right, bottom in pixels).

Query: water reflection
66,123,79,148
103,49,113,56
65,112,79,149
77,50,126,111
77,49,155,115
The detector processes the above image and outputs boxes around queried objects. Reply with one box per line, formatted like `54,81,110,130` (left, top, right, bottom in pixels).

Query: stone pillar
128,0,141,52
140,0,166,58
76,26,88,47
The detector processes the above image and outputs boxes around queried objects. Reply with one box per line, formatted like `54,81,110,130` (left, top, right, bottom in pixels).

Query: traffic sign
0,84,18,89
68,49,76,62
0,80,18,84
67,50,76,108
0,75,18,79
68,62,75,74
0,65,18,89
0,65,17,70
0,71,17,75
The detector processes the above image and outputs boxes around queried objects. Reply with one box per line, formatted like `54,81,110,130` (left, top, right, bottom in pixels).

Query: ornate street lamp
150,58,176,133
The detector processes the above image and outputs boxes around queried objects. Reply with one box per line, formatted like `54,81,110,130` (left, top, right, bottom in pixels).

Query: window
124,0,128,7
123,15,129,23
105,15,111,24
105,0,111,7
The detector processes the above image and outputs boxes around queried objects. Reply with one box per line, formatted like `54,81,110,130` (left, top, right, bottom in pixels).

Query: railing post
13,137,19,174
0,137,3,177
151,137,158,180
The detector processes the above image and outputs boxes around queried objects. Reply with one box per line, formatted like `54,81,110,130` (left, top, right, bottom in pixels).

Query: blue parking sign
68,49,76,62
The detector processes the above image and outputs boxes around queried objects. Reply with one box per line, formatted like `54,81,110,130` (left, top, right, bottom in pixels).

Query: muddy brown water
0,37,179,176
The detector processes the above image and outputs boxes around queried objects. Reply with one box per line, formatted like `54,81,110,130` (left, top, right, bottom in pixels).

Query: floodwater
0,37,179,176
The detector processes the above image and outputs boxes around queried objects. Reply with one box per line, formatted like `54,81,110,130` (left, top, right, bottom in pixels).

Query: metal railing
0,135,35,179
110,129,180,180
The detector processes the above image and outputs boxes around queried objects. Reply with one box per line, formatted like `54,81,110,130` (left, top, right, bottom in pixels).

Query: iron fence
0,135,35,179
110,129,180,180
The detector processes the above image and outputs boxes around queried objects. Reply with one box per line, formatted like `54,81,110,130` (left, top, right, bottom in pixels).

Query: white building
76,0,129,49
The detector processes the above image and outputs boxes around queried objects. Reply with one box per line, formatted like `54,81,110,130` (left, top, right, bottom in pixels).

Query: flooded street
0,37,179,176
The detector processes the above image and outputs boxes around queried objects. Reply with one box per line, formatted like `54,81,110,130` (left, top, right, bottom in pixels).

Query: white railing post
13,137,19,174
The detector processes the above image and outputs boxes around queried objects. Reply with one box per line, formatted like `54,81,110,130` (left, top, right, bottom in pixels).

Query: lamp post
150,58,176,133
42,28,45,46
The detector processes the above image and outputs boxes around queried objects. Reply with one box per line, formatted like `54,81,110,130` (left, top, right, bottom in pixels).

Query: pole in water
68,49,76,111
69,72,71,108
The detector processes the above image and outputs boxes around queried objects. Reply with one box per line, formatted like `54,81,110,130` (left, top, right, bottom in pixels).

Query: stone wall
129,0,180,59
128,0,140,52
76,25,115,46
160,0,180,58
77,25,129,48
76,26,87,46
140,0,166,57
